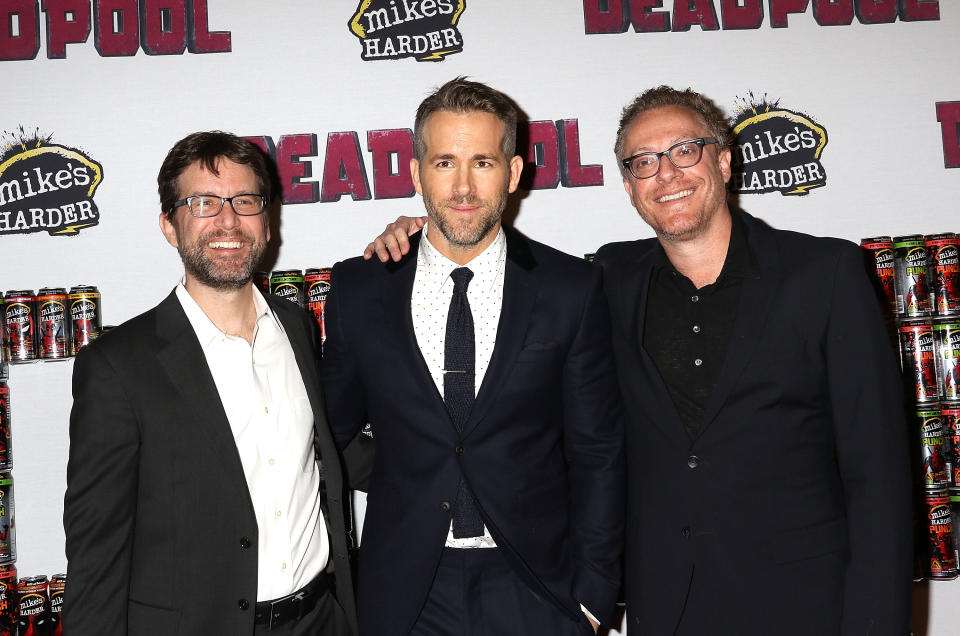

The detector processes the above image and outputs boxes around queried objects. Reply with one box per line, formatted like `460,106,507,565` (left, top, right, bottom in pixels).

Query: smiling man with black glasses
63,131,359,636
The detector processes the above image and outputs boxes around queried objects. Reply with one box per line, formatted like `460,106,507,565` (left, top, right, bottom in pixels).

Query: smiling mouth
208,240,243,249
656,189,694,203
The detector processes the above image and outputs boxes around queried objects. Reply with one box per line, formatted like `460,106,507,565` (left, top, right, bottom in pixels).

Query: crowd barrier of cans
1,286,103,363
255,269,331,348
0,568,64,636
862,232,960,580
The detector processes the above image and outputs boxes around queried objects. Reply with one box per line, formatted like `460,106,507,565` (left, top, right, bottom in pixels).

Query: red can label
36,292,69,359
927,236,960,316
919,409,949,487
305,268,332,347
69,289,102,355
4,295,35,361
900,320,939,402
49,573,65,636
943,403,960,487
925,489,958,578
861,238,897,316
0,384,9,471
18,576,49,635
0,564,16,636
934,321,960,402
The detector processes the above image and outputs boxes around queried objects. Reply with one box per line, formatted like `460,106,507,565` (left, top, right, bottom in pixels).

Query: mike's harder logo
730,95,828,196
0,129,103,236
349,0,466,61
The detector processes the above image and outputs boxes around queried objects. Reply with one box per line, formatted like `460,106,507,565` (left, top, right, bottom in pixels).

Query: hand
362,215,426,262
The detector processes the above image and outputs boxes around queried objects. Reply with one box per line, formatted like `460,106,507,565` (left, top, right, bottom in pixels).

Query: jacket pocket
128,598,181,635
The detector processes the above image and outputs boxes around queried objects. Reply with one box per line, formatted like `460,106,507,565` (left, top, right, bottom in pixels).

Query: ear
718,146,732,184
622,174,633,197
506,155,523,194
410,158,423,196
159,212,179,248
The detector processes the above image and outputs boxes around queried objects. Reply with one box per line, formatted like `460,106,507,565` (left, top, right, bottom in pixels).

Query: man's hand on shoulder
362,216,426,262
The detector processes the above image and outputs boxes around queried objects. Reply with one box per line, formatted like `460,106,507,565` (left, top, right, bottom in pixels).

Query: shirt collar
175,280,282,347
652,209,760,282
418,223,507,293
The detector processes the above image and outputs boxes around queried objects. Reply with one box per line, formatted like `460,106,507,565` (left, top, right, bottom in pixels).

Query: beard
177,229,266,291
424,191,507,250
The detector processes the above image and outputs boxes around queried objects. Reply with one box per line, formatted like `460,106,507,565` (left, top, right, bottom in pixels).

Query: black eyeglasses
621,137,719,180
172,194,266,218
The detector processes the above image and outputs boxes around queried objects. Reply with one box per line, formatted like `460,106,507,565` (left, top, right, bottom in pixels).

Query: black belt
254,571,332,630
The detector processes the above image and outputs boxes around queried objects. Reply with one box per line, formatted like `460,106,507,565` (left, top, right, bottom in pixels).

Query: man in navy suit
321,78,624,636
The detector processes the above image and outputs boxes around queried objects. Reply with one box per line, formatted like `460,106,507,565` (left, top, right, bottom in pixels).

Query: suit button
238,598,249,610
240,537,251,549
455,445,464,455
687,455,699,469
440,501,451,512
681,526,691,539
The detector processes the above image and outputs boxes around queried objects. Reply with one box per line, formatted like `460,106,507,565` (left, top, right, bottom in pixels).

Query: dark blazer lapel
465,227,537,439
382,231,446,408
154,291,252,505
624,249,690,446
698,211,780,435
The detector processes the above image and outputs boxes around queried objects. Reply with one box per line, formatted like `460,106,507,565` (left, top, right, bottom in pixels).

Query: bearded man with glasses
63,131,359,636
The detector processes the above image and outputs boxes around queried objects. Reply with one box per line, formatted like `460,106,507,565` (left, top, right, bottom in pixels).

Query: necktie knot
450,267,473,293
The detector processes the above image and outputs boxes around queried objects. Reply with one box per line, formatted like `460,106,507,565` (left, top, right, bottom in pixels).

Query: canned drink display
36,287,70,359
0,380,9,471
924,487,959,579
860,236,898,315
305,268,332,347
900,319,939,402
933,318,960,401
943,402,960,487
927,233,960,316
49,573,66,636
0,563,15,636
919,407,949,488
3,290,36,361
270,269,304,307
0,474,12,564
18,575,50,636
952,491,960,575
68,286,102,355
893,235,932,317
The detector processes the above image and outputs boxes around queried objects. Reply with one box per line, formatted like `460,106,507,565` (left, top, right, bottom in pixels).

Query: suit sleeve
562,265,626,626
62,344,140,635
320,263,368,452
826,245,913,635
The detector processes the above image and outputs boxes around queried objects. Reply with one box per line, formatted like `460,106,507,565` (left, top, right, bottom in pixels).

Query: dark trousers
410,547,593,636
254,587,352,636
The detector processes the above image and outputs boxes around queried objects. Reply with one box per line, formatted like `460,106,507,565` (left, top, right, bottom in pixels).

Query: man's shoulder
756,221,859,264
595,237,659,265
75,294,173,365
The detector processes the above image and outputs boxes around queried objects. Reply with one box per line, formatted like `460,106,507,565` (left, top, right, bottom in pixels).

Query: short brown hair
157,131,276,220
614,86,730,176
413,77,518,160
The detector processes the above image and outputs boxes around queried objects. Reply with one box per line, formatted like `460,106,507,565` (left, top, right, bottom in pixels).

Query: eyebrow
631,135,701,153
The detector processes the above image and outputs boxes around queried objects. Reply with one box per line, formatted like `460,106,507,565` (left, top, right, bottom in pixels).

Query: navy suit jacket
63,290,357,635
598,210,913,635
321,227,625,636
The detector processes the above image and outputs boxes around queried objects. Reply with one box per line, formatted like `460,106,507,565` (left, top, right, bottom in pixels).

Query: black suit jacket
63,290,357,635
597,210,913,635
321,228,625,636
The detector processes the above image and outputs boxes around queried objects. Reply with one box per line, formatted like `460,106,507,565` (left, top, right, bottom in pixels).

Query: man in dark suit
595,86,912,635
63,131,357,635
366,86,914,635
321,78,624,636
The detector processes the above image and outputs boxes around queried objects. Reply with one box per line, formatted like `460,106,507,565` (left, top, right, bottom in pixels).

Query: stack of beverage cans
862,233,960,580
1,286,102,362
255,269,332,351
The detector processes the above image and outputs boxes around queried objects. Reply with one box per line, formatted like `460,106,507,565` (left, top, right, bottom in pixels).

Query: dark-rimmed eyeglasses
172,194,266,218
621,137,719,180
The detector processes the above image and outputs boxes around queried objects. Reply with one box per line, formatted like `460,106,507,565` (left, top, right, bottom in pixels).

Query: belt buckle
268,590,306,630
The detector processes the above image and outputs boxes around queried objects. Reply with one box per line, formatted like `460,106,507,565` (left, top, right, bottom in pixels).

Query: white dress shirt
176,283,328,601
411,224,506,548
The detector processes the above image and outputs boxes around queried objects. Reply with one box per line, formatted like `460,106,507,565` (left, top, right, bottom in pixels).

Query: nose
655,153,682,182
453,166,473,196
215,199,241,228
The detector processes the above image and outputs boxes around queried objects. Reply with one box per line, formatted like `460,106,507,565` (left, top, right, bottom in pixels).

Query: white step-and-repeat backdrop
2,1,958,632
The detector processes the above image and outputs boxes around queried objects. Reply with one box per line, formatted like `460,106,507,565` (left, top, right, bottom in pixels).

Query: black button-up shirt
642,212,760,439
